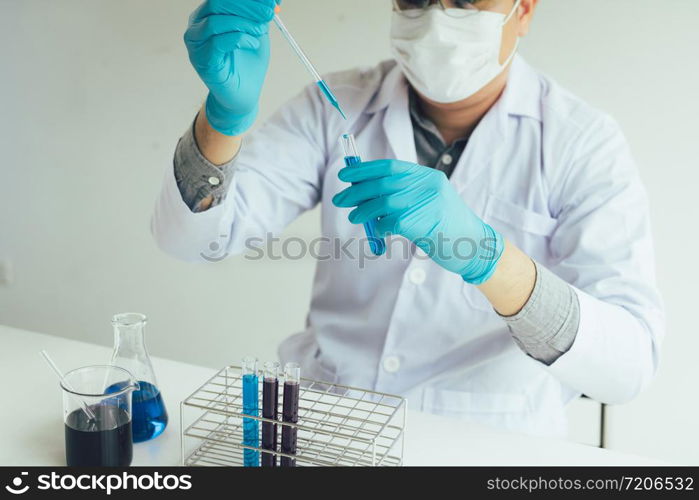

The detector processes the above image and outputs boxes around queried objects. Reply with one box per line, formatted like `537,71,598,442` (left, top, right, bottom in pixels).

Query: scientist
152,0,664,436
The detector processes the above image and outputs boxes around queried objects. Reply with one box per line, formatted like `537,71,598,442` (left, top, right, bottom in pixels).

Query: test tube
340,134,387,256
241,357,260,467
280,362,300,467
261,361,280,467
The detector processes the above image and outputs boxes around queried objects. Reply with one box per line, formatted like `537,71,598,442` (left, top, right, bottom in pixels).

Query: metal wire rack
180,365,407,467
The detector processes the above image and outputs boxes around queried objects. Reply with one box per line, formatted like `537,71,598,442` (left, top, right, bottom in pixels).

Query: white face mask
390,0,521,103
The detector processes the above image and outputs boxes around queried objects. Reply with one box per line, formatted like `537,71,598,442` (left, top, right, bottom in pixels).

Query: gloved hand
184,0,279,136
333,160,505,284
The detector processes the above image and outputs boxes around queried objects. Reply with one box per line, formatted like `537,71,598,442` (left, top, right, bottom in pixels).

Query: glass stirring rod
273,7,347,120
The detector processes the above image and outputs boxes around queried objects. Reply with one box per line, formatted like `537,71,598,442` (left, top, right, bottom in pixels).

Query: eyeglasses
392,0,505,19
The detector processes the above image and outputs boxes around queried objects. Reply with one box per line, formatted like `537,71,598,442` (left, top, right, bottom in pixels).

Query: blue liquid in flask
344,155,387,256
106,380,168,443
131,381,168,442
242,373,260,467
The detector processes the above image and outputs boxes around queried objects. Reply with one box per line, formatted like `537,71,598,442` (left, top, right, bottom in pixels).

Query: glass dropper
272,7,347,120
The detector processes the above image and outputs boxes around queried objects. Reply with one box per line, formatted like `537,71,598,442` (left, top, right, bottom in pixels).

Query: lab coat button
409,268,427,285
441,154,453,165
383,356,401,373
208,176,221,186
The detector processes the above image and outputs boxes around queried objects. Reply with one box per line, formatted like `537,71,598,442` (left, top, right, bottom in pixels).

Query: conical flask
110,313,168,442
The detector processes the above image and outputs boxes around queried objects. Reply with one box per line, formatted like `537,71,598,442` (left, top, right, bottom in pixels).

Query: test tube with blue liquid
242,357,260,467
341,134,387,256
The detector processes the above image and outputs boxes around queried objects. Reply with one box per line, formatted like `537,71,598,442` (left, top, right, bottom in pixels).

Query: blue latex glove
333,160,505,284
184,0,279,136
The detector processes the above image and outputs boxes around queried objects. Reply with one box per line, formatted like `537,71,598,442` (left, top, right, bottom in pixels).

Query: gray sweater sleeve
501,261,581,365
173,120,239,213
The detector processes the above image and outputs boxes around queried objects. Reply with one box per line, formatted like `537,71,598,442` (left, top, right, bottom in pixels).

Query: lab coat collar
501,55,543,122
382,73,418,164
365,61,405,115
377,55,543,189
366,56,543,122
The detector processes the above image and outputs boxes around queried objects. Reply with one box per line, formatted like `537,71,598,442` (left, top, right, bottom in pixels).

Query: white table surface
0,324,663,466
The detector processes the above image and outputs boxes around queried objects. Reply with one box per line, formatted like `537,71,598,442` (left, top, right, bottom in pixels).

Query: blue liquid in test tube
242,357,260,467
341,134,387,256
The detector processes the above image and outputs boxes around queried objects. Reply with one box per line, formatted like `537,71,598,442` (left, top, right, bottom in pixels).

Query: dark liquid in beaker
261,377,278,467
65,405,132,467
106,380,168,442
281,381,299,467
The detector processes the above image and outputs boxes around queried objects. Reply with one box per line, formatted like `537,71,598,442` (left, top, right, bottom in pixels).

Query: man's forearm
173,109,241,214
193,105,243,211
477,240,536,317
478,240,580,365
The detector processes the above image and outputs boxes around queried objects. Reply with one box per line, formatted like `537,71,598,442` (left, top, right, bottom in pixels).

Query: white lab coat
152,56,664,437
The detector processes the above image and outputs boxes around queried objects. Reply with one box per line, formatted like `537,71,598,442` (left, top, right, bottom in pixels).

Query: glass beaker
62,365,138,466
110,313,168,442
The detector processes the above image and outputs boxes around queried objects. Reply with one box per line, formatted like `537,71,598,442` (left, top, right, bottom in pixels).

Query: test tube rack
180,365,407,467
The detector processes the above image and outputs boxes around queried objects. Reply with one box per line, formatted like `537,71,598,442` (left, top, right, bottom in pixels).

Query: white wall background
1,0,697,463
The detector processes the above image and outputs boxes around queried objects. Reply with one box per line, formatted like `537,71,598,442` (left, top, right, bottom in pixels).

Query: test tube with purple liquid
280,362,300,467
261,361,280,467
